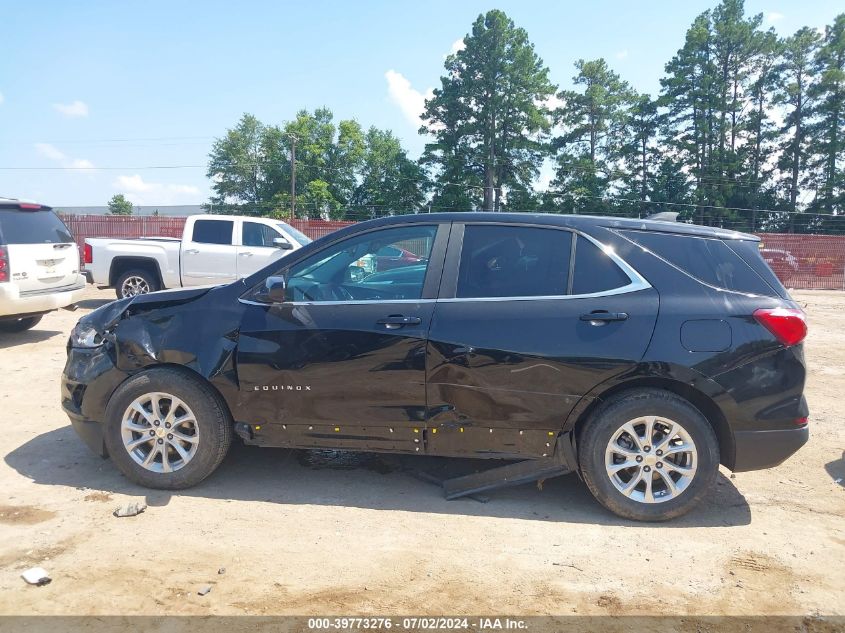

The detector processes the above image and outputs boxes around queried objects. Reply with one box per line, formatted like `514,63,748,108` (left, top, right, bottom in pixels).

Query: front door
236,220,291,279
234,222,448,453
426,224,659,458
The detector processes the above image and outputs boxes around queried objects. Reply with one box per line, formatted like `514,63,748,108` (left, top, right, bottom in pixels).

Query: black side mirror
264,276,288,303
272,237,293,250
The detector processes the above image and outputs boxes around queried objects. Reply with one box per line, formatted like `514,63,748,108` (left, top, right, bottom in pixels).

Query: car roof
359,212,759,241
0,198,53,211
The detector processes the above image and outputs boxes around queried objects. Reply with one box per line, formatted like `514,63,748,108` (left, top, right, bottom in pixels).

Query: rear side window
619,230,778,296
572,236,631,294
0,210,74,244
457,225,571,298
192,219,233,245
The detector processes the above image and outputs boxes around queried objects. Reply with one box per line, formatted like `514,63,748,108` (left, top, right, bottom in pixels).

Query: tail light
753,307,807,347
0,245,8,282
83,242,93,264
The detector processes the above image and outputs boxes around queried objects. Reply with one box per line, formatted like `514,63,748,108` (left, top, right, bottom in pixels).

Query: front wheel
0,315,43,332
579,389,719,521
103,367,232,489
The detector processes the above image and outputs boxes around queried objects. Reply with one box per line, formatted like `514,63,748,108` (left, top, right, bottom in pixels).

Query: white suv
0,199,86,332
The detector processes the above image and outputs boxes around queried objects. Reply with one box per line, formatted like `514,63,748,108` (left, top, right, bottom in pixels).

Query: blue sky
1,0,842,207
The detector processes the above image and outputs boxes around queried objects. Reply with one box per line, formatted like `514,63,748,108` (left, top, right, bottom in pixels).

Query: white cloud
52,100,89,118
35,142,66,161
385,69,434,129
0,91,4,105
766,12,785,23
615,49,629,60
69,158,96,171
113,174,200,205
34,143,95,177
445,38,466,58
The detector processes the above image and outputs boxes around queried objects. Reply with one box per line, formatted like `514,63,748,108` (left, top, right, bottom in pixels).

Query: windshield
0,209,74,244
276,222,311,246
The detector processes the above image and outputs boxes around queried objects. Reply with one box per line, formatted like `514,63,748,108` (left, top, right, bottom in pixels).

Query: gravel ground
0,286,842,617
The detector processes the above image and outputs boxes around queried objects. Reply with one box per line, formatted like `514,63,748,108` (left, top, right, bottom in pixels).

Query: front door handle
239,251,254,257
184,249,200,255
580,311,628,325
377,315,421,329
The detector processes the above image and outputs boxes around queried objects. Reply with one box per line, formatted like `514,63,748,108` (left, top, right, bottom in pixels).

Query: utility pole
290,135,297,220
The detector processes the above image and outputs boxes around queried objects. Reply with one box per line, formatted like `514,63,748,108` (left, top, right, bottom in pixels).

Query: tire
578,388,719,521
103,367,233,489
0,315,43,332
115,269,159,299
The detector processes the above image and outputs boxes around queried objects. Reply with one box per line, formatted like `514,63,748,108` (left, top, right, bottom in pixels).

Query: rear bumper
0,277,86,317
732,426,809,472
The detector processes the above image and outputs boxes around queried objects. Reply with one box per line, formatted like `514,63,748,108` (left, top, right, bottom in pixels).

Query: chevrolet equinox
62,213,809,521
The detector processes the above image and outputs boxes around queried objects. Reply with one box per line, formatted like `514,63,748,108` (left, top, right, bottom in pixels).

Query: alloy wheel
121,276,150,297
604,415,697,504
120,392,200,473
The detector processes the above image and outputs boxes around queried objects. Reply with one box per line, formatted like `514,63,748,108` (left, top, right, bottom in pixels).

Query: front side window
282,225,437,302
192,219,233,245
243,222,282,248
456,225,572,298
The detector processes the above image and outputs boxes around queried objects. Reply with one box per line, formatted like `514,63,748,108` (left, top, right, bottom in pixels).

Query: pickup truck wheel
103,368,232,489
578,389,719,521
116,269,158,299
0,315,42,332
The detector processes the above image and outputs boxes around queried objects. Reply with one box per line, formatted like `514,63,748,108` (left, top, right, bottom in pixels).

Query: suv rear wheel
103,367,232,489
0,315,43,332
115,269,158,299
579,389,719,521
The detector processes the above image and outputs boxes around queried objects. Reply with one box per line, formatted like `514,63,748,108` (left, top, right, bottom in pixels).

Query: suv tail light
753,307,807,346
83,242,92,264
0,245,8,282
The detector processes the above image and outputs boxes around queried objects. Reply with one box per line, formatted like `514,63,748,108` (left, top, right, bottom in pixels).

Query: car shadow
825,451,844,488
5,425,751,527
75,298,113,310
0,329,63,349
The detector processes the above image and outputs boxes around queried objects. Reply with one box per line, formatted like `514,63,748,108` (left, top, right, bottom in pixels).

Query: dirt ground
0,286,842,618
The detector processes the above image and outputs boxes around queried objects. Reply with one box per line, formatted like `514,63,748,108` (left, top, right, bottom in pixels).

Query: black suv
62,213,808,521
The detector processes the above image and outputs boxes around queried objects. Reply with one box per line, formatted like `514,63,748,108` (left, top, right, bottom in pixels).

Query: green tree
352,127,428,215
551,58,634,214
808,14,845,214
775,27,821,219
107,194,134,216
206,113,286,212
620,94,660,207
421,9,556,211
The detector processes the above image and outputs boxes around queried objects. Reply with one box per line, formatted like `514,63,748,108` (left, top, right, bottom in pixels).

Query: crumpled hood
81,286,215,331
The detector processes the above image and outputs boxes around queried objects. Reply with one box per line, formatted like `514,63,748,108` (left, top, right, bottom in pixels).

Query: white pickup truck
84,215,311,299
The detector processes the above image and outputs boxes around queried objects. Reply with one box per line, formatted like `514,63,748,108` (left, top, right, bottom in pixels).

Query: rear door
0,207,80,292
180,218,237,286
236,220,291,279
426,223,659,458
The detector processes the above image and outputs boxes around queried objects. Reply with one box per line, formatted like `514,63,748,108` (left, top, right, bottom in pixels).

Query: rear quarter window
0,210,74,244
619,230,780,297
571,235,631,295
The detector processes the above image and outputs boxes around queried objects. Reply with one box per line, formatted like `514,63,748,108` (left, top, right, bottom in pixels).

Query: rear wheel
115,269,158,299
0,315,43,332
104,367,232,489
579,389,719,521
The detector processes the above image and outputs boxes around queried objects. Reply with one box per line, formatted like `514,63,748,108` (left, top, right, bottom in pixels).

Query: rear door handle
377,315,422,329
580,311,628,324
184,249,199,255
239,251,254,257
